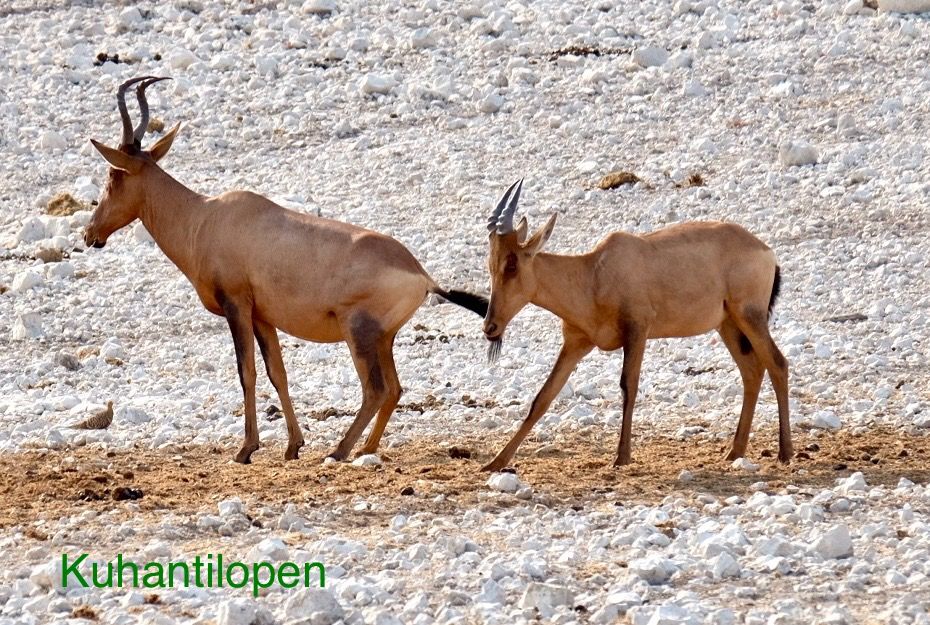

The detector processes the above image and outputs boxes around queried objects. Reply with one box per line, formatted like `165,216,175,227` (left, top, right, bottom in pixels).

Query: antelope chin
487,337,503,364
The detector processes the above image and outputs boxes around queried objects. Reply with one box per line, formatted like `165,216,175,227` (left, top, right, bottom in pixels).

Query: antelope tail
430,287,489,318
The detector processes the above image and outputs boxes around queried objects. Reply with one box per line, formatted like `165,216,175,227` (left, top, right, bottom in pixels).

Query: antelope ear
147,123,181,162
523,213,557,256
516,216,528,242
90,139,143,174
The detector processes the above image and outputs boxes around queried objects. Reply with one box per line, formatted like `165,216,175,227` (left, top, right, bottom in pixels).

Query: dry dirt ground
3,428,928,532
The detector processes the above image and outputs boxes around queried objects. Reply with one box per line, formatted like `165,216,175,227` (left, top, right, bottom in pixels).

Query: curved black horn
117,76,156,147
133,77,171,144
497,178,523,234
487,179,522,233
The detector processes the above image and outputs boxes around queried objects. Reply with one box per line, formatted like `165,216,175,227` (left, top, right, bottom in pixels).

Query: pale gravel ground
1,1,930,624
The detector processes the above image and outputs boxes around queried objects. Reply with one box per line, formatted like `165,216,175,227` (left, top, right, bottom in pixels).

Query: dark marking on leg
350,313,384,394
738,332,753,355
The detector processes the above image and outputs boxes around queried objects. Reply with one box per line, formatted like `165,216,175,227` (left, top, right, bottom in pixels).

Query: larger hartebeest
480,180,792,472
84,76,488,464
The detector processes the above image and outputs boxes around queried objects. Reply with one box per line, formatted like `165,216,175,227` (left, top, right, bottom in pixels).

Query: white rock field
1,1,929,624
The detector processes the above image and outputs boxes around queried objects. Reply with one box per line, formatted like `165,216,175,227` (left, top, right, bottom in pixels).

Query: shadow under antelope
480,180,792,472
84,76,489,464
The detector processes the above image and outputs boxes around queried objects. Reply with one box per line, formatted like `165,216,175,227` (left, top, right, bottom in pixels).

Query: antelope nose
484,321,499,337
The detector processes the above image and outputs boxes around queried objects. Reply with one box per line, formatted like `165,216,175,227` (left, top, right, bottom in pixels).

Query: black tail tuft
768,265,781,318
434,288,489,318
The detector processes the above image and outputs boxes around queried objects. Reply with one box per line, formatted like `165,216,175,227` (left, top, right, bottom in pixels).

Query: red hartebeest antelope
480,180,791,471
84,76,488,464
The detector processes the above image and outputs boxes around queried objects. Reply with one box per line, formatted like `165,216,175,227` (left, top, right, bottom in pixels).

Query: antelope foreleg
482,330,592,472
223,299,259,464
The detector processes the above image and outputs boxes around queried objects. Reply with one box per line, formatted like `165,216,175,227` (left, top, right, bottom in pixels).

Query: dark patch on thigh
350,313,385,394
742,305,769,328
738,332,753,355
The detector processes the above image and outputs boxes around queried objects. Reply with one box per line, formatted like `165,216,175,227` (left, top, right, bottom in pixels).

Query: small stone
254,56,278,77
12,313,44,340
46,262,75,280
283,589,343,625
410,28,437,49
117,407,152,425
837,471,868,494
216,598,273,625
168,49,198,70
360,74,397,95
118,6,143,27
632,45,669,67
641,603,694,625
731,457,760,472
877,0,930,12
677,470,693,482
779,141,819,167
519,582,574,611
40,131,67,150
695,31,717,49
35,247,64,263
711,552,741,579
812,524,854,559
352,454,382,466
843,0,864,13
55,352,81,371
248,537,289,562
630,556,677,584
16,217,47,243
487,472,522,493
218,498,243,517
45,430,65,450
11,270,44,293
478,92,504,114
304,0,336,15
683,79,707,96
810,410,841,430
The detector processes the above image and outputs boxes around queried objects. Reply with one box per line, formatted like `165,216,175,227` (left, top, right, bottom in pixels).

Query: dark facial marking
504,253,518,277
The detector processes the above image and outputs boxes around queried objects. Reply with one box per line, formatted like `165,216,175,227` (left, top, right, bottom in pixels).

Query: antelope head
483,179,557,360
84,76,180,249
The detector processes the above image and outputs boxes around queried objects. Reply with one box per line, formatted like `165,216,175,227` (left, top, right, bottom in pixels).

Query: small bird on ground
70,401,113,430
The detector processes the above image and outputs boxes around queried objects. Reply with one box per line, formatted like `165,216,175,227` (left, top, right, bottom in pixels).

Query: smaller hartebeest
84,76,488,464
480,180,791,471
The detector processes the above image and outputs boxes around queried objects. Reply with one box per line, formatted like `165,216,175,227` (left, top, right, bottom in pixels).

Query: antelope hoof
285,439,305,461
612,454,632,468
778,451,793,465
234,444,259,464
326,448,348,463
724,448,744,462
357,444,379,457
